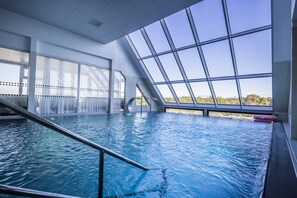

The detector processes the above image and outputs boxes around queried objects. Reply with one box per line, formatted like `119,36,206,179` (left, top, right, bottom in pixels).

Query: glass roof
164,10,195,49
191,0,227,42
177,47,205,79
145,21,171,53
127,0,272,110
202,40,234,77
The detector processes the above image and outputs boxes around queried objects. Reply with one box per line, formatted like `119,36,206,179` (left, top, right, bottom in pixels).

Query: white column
27,38,37,112
76,64,81,113
272,0,292,120
290,26,297,139
108,59,114,113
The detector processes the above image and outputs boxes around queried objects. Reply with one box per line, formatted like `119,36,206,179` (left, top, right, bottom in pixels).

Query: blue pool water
0,113,272,197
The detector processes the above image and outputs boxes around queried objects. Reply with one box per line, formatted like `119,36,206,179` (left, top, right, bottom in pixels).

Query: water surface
0,113,272,197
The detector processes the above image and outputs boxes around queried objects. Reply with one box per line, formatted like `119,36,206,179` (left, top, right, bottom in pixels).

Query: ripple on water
0,113,272,197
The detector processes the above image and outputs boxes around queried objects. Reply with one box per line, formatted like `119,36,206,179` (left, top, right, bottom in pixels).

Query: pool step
106,169,167,198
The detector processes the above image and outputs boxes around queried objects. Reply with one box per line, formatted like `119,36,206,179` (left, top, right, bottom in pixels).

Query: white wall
0,8,115,59
272,0,292,117
114,38,162,112
0,7,160,112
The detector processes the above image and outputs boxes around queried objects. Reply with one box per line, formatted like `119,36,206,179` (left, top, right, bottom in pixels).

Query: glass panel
158,53,183,81
177,47,205,79
0,62,20,95
0,63,20,84
22,78,27,96
80,65,109,98
191,0,227,42
227,0,271,34
233,30,272,75
35,56,78,114
0,47,29,64
129,30,152,57
114,71,125,99
143,58,165,82
240,78,272,106
202,40,234,77
156,84,176,103
172,83,193,104
164,10,195,48
190,82,214,104
114,71,125,112
145,21,171,53
136,86,149,106
212,80,239,105
79,65,109,113
0,62,27,110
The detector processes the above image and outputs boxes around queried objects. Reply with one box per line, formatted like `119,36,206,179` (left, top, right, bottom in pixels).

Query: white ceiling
0,0,202,44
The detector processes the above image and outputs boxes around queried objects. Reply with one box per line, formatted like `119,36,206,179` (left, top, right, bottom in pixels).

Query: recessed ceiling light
88,19,103,27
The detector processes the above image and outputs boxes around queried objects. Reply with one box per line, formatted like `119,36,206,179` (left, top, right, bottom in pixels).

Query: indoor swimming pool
0,113,272,197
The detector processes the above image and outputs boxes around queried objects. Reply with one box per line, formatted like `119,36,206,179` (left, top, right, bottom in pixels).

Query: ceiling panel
0,0,202,44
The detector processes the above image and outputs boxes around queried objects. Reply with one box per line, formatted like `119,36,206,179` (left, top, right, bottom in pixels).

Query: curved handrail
0,97,149,171
0,184,80,198
127,97,136,112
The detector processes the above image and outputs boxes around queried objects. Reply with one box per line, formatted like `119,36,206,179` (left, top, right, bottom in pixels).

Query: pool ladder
0,97,149,198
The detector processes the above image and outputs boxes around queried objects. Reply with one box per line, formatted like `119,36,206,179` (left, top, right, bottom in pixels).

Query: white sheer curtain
79,64,109,113
35,56,78,114
113,71,125,112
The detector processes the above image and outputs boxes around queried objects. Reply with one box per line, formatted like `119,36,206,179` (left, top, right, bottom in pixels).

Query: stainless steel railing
0,184,80,198
0,97,149,198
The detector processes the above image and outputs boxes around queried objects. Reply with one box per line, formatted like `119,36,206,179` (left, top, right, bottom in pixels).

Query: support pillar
76,64,81,113
203,109,209,117
27,38,37,113
290,26,297,139
108,60,114,113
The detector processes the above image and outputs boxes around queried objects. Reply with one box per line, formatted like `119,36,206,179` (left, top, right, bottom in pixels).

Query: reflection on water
0,113,272,197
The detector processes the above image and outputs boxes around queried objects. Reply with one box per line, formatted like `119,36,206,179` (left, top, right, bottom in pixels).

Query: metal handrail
0,97,149,197
0,184,80,198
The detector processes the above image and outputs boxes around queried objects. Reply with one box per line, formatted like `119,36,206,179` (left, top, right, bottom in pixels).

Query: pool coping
263,122,297,197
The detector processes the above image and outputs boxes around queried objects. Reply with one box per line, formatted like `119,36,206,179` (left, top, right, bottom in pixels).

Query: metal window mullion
138,28,271,60
186,82,197,106
160,18,183,105
141,28,157,56
160,19,176,51
140,28,168,103
76,64,81,113
238,73,272,80
19,64,24,95
154,56,171,85
186,7,218,107
125,35,141,60
222,0,243,108
138,60,157,84
231,25,271,39
153,56,179,104
154,84,166,104
142,26,180,105
200,36,229,46
175,44,197,51
167,83,180,105
173,51,197,106
127,32,166,105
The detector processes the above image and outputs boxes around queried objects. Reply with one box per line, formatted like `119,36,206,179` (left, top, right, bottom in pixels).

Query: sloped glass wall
127,0,272,110
136,86,149,106
0,47,29,113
